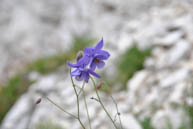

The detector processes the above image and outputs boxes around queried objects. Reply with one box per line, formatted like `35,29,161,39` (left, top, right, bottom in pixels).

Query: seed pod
96,82,102,90
36,98,41,104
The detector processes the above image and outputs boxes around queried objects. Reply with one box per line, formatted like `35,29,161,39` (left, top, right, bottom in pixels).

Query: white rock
167,40,191,66
152,107,188,129
154,31,185,46
160,68,189,88
0,94,35,129
169,82,186,104
127,70,149,92
121,114,142,129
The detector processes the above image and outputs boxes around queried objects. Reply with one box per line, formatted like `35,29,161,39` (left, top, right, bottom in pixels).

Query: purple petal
71,69,81,76
67,61,79,68
94,38,103,50
88,70,101,78
96,50,110,59
84,48,94,56
83,73,89,83
75,74,84,81
78,55,91,66
95,55,109,60
97,61,105,69
90,61,97,71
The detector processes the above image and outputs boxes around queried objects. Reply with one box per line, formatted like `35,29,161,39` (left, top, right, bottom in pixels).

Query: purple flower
67,38,110,83
84,39,110,70
72,68,101,83
67,59,101,83
90,54,109,71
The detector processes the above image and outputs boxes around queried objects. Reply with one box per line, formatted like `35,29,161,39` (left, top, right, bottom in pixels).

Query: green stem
70,69,86,129
46,97,77,119
82,82,92,129
90,77,118,129
111,95,124,129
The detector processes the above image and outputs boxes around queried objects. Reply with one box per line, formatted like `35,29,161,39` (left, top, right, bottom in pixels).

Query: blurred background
0,0,193,129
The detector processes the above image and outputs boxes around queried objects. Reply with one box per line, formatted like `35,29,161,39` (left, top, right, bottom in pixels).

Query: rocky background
0,0,193,129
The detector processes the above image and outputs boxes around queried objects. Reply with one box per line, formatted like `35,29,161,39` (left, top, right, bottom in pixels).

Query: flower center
78,73,82,79
94,58,100,63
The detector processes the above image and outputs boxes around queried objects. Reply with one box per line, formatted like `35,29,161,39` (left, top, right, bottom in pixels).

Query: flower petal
96,50,110,59
75,74,84,81
78,55,91,66
67,61,79,68
94,38,103,50
84,48,94,56
88,69,101,78
97,61,105,69
84,72,90,83
95,55,109,60
71,69,81,76
90,61,97,71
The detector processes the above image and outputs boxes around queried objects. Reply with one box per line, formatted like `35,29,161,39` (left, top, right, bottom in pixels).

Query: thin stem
78,83,85,96
82,82,92,129
70,69,86,129
90,77,119,129
111,95,124,129
113,114,118,122
46,97,77,119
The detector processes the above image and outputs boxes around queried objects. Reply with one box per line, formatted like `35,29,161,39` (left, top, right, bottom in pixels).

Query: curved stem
46,97,77,119
90,77,118,129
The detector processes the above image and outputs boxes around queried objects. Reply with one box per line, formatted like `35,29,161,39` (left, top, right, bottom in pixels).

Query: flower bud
96,82,102,90
76,51,83,62
36,98,41,104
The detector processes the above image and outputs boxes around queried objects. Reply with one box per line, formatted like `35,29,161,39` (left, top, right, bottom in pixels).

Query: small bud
96,82,102,90
90,97,99,102
36,98,41,104
118,112,120,116
76,51,83,62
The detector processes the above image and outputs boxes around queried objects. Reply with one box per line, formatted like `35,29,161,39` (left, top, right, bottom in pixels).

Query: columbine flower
67,38,110,82
84,38,110,70
72,68,100,83
67,59,101,83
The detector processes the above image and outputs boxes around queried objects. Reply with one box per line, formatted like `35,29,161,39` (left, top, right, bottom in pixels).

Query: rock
121,114,142,129
152,107,188,129
0,93,38,129
167,40,191,66
154,31,185,46
159,67,190,88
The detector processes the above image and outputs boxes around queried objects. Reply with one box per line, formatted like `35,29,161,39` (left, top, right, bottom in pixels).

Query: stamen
95,58,100,63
